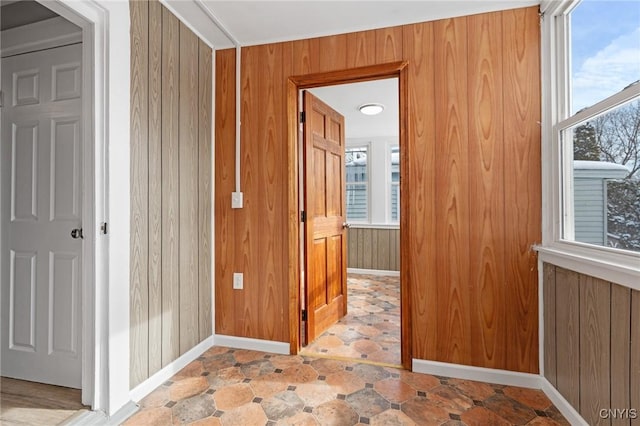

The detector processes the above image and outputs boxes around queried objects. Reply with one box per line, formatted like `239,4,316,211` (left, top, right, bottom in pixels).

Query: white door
1,43,83,388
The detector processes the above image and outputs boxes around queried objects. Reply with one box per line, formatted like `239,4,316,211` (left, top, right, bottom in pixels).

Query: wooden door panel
304,91,347,344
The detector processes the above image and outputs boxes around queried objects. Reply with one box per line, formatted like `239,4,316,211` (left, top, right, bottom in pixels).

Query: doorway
288,62,411,370
0,0,91,416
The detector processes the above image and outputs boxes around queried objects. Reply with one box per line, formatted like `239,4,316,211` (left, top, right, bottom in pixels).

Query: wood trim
287,61,412,370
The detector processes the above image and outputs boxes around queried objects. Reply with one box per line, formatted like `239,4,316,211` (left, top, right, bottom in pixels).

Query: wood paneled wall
347,228,400,271
543,264,640,425
130,0,212,388
215,7,541,372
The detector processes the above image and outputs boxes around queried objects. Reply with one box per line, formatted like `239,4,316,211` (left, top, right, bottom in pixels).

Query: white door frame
36,0,132,416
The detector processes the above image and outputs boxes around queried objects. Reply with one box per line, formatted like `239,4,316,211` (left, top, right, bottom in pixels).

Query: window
345,147,368,221
540,0,640,285
390,146,400,222
557,1,640,254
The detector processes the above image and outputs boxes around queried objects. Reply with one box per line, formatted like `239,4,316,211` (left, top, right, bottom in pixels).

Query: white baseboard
412,359,542,389
540,378,588,426
129,336,214,403
213,334,289,355
347,268,400,277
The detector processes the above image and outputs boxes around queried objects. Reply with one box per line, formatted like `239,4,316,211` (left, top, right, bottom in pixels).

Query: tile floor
301,274,401,366
124,346,569,425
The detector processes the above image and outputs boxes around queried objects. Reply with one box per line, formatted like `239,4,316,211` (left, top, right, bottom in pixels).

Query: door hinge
301,310,307,321
299,111,305,123
100,222,108,235
301,211,306,223
0,90,4,108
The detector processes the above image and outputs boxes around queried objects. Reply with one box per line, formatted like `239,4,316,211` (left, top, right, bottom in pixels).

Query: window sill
535,243,640,291
348,223,400,230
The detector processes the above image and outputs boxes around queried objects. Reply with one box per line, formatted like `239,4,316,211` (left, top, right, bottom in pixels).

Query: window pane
563,99,640,252
570,1,640,114
390,146,400,221
346,147,368,221
346,184,368,220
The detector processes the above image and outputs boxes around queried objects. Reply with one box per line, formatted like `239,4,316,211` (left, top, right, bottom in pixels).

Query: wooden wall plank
555,267,581,409
375,26,403,63
403,21,437,361
214,48,236,336
161,6,180,366
434,16,471,365
543,263,557,386
467,11,506,369
502,7,541,373
291,38,320,76
377,229,390,271
147,0,163,377
611,283,631,426
257,42,286,341
129,0,149,388
579,276,611,425
178,22,200,354
198,40,213,341
318,34,348,72
347,30,376,68
631,289,640,426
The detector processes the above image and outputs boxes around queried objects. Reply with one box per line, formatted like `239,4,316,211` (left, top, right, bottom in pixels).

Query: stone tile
350,364,390,384
212,383,254,411
123,407,173,426
503,386,553,411
401,396,449,425
352,339,382,354
234,349,268,364
427,385,474,415
203,353,237,372
269,355,305,370
314,335,344,349
202,346,232,357
207,367,245,389
275,411,319,425
313,399,359,426
461,406,511,426
169,377,209,401
139,386,170,408
373,379,415,404
188,418,222,426
280,364,318,384
369,409,417,426
250,373,290,398
240,359,276,379
397,370,440,392
173,360,204,380
293,382,336,407
345,388,390,418
220,402,268,426
526,418,566,426
326,371,366,395
447,379,495,401
261,391,305,421
483,393,537,424
309,358,350,375
171,394,216,424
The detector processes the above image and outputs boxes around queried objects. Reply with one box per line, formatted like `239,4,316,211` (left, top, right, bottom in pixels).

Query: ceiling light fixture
359,103,385,116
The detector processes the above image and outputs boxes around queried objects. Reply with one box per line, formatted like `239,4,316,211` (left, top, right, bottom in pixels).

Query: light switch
231,192,243,209
233,272,243,290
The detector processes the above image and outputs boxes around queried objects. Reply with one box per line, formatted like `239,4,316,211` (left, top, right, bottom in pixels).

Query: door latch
71,228,84,239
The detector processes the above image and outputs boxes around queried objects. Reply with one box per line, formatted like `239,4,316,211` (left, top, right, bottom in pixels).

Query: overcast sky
571,0,640,113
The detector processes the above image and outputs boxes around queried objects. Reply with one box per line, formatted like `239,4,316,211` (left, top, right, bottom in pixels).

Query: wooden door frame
287,61,412,369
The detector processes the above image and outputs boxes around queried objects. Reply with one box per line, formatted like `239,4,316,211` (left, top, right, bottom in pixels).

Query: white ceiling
199,0,540,48
309,78,398,140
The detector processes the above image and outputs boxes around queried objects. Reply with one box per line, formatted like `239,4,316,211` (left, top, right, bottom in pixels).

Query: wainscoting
130,0,213,388
347,227,400,271
543,263,640,425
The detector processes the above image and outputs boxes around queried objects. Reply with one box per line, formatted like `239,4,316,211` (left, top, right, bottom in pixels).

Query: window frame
345,144,371,223
539,0,640,290
389,144,400,223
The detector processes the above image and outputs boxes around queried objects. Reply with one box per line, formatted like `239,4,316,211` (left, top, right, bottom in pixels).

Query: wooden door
303,91,347,344
1,43,83,388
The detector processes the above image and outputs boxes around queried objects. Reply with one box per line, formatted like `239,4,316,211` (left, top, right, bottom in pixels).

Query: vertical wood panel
347,30,376,68
555,268,580,409
377,229,390,270
161,7,180,366
434,17,471,365
467,12,505,369
178,22,200,354
198,40,213,341
580,276,611,425
214,48,236,336
543,263,557,386
258,42,285,341
611,283,631,426
129,0,149,388
318,34,348,72
148,0,163,376
631,290,640,426
403,21,437,360
375,26,403,63
502,7,541,373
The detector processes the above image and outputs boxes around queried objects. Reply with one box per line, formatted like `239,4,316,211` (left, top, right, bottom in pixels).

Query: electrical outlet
233,272,243,290
231,192,243,209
